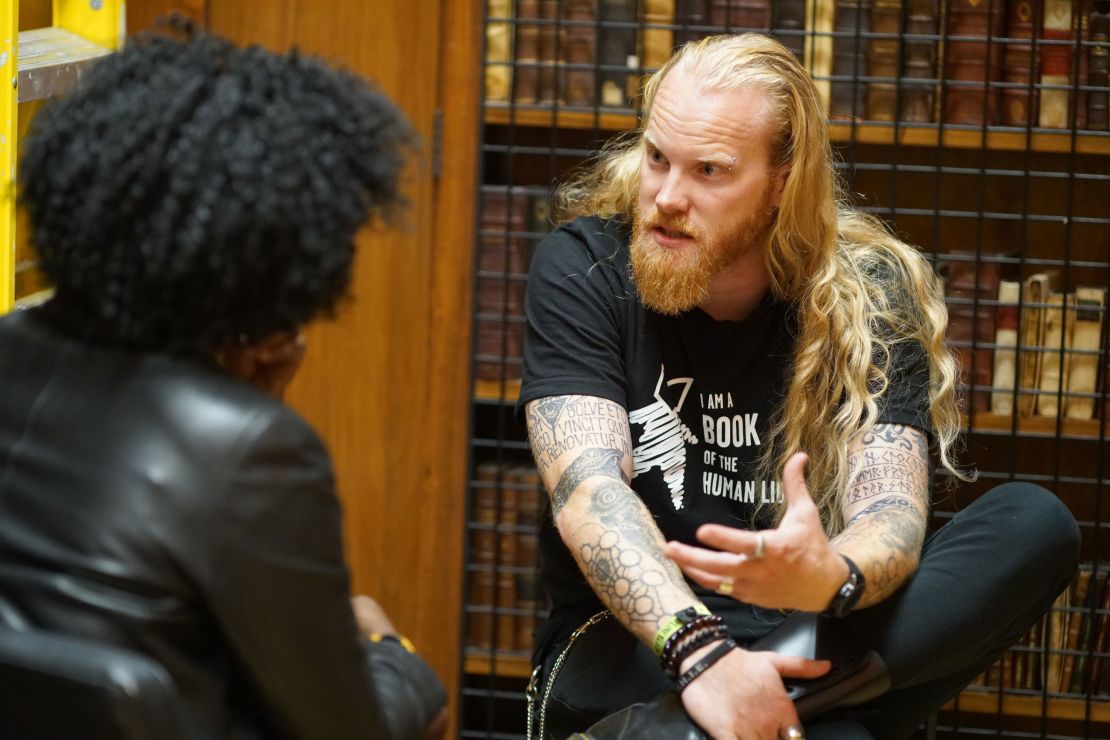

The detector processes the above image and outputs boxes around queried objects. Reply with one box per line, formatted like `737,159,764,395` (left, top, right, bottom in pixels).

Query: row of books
830,0,1110,129
944,256,1108,423
465,460,548,653
486,0,807,109
972,564,1110,696
474,187,552,382
484,0,1110,131
475,189,1110,425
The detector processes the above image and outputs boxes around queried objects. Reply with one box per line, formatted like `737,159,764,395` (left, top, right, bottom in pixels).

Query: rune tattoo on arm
834,424,930,601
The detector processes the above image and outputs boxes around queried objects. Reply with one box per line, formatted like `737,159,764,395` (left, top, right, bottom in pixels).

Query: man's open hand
663,453,847,612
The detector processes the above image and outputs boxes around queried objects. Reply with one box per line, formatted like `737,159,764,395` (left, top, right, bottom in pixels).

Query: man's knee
975,481,1079,587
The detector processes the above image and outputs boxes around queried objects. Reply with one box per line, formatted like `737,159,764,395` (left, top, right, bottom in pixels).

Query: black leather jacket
0,309,445,739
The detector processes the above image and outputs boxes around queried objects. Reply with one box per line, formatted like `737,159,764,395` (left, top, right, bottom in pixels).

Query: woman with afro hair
0,22,446,740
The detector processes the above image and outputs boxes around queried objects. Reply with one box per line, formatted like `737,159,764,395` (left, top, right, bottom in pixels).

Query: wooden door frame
426,0,482,732
125,0,484,732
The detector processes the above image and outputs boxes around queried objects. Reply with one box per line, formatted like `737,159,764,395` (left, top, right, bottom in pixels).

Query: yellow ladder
0,0,125,313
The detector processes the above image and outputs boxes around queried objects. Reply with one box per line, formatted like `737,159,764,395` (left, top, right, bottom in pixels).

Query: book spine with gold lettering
901,0,940,122
943,0,1004,125
1039,0,1076,129
1001,0,1038,127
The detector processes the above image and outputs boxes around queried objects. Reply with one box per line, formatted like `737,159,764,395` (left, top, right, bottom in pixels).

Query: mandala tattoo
551,447,627,516
574,481,687,627
526,396,683,628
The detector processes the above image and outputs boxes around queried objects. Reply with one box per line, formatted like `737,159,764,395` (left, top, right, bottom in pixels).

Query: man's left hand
663,452,847,612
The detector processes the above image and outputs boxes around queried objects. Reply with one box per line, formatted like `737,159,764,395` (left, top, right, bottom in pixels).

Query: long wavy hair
556,34,968,536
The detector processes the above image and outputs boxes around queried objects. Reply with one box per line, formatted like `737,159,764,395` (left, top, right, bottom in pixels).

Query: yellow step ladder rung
2,0,124,314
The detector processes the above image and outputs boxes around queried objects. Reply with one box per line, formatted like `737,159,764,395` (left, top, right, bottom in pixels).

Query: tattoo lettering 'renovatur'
526,396,634,475
835,424,930,601
574,480,689,627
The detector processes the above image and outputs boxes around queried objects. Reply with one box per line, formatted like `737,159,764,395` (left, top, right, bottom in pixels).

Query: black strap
674,638,738,693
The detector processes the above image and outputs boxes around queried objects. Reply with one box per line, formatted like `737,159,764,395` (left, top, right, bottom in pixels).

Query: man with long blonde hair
519,34,1078,740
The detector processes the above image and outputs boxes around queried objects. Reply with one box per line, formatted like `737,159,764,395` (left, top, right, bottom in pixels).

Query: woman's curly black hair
19,23,415,352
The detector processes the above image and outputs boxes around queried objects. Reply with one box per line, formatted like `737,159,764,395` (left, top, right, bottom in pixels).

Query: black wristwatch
823,555,865,618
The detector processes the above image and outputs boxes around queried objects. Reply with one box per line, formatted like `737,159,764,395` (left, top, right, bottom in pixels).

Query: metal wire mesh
462,1,1110,737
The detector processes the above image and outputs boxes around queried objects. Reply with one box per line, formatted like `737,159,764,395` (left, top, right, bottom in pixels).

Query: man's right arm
525,395,698,643
527,395,825,740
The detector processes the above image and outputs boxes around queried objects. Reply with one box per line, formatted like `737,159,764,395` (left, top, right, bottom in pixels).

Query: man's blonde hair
556,33,968,535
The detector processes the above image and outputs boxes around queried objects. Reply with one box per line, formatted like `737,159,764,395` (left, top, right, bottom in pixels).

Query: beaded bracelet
660,614,721,666
660,614,726,674
675,638,738,693
663,623,730,678
652,604,711,656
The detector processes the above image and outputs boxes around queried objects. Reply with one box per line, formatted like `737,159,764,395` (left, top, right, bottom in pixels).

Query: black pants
538,483,1080,740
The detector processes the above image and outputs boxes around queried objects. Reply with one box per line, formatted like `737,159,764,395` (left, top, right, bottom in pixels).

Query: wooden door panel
201,0,469,722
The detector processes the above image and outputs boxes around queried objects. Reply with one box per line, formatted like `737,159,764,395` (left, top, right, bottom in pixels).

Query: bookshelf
475,382,1107,439
465,651,533,679
463,1,1110,738
953,689,1110,723
486,104,1110,154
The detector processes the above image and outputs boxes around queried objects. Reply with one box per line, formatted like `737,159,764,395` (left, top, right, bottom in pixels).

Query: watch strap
823,554,865,618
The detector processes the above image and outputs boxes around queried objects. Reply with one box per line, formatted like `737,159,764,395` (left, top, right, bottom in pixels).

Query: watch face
826,557,864,617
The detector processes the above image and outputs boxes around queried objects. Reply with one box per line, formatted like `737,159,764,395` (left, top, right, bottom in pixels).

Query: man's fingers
766,653,832,679
672,563,722,592
693,524,767,558
665,539,748,571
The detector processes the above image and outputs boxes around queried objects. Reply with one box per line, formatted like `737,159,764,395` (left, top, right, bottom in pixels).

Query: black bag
529,610,891,740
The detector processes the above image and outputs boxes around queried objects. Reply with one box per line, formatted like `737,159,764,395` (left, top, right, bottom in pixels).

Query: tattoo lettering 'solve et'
572,480,687,627
526,396,633,474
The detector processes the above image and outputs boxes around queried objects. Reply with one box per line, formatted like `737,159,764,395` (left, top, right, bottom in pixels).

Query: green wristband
651,604,710,656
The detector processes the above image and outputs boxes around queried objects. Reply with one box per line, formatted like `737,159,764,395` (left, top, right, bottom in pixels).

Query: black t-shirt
518,215,931,658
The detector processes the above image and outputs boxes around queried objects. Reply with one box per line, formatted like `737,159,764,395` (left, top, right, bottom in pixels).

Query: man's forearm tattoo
846,424,929,506
527,396,687,628
836,501,924,599
551,447,628,515
572,480,688,627
845,495,916,528
844,497,923,555
526,396,634,474
837,424,931,601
